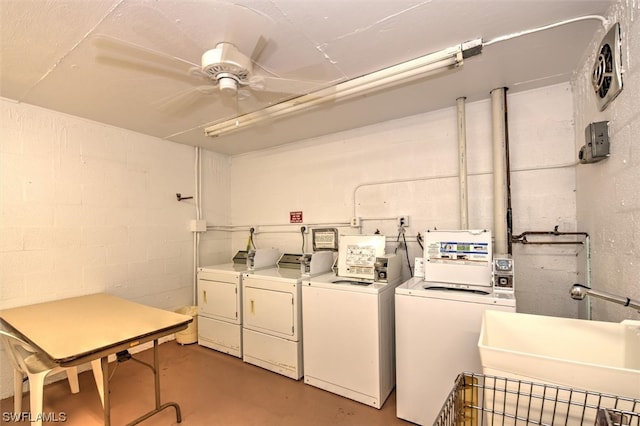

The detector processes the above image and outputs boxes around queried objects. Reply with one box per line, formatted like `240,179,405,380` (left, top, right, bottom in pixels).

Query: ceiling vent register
592,22,623,111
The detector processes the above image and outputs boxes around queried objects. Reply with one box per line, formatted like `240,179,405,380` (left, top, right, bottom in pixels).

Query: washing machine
302,234,403,409
241,251,334,380
197,248,281,358
395,230,516,425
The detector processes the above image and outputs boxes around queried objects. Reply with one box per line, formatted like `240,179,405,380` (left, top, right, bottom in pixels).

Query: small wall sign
290,211,303,223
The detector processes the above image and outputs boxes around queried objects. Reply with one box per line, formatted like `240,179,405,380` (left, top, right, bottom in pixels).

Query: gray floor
1,342,412,425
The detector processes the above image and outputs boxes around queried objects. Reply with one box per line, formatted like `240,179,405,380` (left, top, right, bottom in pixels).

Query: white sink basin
478,310,640,399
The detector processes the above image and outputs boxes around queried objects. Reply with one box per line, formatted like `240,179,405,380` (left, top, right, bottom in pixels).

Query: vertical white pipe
457,97,469,229
585,235,592,320
192,146,202,306
192,235,197,306
491,88,508,255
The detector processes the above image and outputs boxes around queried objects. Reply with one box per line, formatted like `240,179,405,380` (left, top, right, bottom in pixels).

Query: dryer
197,248,280,358
395,230,516,425
241,252,333,380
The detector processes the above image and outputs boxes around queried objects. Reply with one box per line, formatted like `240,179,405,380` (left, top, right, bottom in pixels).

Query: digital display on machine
495,259,513,271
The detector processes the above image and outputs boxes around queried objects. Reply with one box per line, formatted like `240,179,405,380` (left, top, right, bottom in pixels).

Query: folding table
0,293,192,425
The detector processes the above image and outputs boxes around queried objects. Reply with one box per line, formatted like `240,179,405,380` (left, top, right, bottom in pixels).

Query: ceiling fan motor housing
201,42,253,87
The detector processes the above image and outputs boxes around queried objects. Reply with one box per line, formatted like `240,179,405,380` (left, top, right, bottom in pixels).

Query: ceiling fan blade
217,5,274,54
153,85,217,115
249,75,334,95
237,88,252,101
152,84,253,117
250,36,269,63
92,34,200,74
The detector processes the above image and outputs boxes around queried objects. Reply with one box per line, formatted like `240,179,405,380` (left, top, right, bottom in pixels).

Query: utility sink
479,310,640,399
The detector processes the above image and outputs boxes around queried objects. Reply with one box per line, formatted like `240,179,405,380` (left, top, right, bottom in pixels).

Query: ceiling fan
92,33,329,111
199,41,268,96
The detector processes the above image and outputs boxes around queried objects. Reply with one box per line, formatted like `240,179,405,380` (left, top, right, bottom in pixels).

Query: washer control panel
493,255,515,293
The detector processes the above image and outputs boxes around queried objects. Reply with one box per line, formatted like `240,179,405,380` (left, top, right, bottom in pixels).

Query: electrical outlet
397,216,409,228
350,217,361,227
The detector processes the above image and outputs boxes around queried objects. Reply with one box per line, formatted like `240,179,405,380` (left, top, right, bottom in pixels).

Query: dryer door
198,277,240,323
243,284,295,339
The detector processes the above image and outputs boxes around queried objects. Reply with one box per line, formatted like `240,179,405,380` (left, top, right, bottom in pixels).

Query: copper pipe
512,228,589,245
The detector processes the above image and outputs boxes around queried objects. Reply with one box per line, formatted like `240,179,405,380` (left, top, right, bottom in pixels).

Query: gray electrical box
579,121,610,164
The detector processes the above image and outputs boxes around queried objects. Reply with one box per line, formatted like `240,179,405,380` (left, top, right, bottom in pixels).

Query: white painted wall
573,2,640,322
198,151,233,266
229,83,580,318
4,5,638,402
0,99,230,399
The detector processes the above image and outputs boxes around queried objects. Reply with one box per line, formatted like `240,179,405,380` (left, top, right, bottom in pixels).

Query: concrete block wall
573,1,640,322
197,150,233,267
0,100,195,309
229,83,580,319
0,99,230,398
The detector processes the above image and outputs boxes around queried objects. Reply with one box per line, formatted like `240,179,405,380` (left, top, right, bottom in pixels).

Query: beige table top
0,293,192,366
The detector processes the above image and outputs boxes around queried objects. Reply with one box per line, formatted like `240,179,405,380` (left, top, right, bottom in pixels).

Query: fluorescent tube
204,39,482,138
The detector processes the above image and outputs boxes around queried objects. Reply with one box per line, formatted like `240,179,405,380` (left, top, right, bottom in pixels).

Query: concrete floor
1,341,412,425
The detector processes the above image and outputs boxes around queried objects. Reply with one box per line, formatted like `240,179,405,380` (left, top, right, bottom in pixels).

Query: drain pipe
584,235,592,319
457,97,469,229
491,87,511,255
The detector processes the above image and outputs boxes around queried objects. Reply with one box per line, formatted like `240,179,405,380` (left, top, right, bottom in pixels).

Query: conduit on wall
457,97,469,229
491,87,511,255
193,146,203,305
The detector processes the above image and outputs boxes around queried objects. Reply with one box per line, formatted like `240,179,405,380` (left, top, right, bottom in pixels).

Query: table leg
91,359,105,407
126,339,182,425
101,356,111,426
153,340,160,409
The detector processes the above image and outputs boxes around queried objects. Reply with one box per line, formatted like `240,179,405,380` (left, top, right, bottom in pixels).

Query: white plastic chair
0,329,80,426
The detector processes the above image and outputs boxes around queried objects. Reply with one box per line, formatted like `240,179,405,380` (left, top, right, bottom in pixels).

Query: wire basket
434,372,640,426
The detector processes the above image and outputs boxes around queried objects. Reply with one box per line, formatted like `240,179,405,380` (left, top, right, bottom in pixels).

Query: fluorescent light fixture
204,39,482,138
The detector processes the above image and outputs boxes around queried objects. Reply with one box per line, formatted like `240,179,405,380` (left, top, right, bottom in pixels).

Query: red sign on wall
290,211,303,223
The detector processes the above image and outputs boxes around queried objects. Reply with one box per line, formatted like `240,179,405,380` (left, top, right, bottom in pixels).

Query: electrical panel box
579,121,610,164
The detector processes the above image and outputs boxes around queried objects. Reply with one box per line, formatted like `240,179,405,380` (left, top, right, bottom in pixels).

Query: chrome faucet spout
570,284,640,311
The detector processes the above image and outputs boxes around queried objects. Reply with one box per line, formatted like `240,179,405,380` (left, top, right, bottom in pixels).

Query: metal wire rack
434,372,640,426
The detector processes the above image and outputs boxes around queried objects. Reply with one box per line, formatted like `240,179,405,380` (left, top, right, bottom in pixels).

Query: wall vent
592,22,623,111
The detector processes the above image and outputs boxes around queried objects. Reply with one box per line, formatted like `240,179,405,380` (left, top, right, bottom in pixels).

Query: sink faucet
570,284,640,312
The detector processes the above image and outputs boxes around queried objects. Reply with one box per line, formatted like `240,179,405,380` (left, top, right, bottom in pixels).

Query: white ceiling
1,0,613,155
